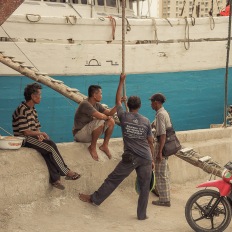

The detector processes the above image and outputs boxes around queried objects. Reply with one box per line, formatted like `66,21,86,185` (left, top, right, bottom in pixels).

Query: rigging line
67,2,82,18
145,0,153,17
180,0,186,17
0,25,39,71
215,0,221,14
1,26,77,110
152,18,158,44
140,0,144,17
223,0,232,127
63,96,77,108
209,14,215,30
184,17,190,50
209,0,214,16
190,0,196,26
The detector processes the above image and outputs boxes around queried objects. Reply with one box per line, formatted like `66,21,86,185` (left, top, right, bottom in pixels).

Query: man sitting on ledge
12,83,81,190
72,85,116,161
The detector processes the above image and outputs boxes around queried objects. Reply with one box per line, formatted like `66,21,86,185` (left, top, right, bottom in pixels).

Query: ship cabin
18,0,145,18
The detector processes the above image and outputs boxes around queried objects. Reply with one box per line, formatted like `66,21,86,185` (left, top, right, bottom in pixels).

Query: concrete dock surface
1,127,232,231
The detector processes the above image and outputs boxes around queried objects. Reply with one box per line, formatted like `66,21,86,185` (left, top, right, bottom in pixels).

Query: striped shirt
12,102,41,136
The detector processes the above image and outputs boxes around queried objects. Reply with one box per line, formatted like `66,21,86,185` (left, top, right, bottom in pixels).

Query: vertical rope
223,0,232,127
122,0,128,111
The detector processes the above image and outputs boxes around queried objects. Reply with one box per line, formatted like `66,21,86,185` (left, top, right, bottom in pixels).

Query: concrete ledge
1,127,232,209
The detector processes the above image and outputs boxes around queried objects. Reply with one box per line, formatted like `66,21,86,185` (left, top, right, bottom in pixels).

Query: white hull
0,1,231,76
1,0,232,143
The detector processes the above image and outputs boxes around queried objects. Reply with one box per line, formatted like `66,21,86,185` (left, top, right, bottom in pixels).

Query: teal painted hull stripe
0,68,231,142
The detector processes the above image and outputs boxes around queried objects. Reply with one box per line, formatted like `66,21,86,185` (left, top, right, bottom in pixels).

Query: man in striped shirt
12,83,81,190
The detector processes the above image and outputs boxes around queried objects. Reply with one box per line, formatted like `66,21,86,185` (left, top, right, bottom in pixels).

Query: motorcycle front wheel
185,189,232,232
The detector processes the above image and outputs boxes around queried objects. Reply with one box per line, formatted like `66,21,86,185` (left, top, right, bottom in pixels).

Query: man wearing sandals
72,85,116,161
79,74,154,220
12,83,81,190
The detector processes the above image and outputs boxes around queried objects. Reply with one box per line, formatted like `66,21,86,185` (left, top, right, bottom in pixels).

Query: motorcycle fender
197,179,231,196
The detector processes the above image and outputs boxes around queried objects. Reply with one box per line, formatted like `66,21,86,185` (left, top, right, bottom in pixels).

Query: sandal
152,200,171,207
65,172,81,180
52,181,65,190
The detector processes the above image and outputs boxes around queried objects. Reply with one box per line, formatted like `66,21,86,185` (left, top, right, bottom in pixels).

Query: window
129,0,133,9
106,0,116,7
98,0,104,6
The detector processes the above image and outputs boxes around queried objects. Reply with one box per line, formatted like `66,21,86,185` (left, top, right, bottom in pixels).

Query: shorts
74,119,108,143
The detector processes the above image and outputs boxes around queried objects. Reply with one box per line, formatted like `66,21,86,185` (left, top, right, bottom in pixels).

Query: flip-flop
52,181,65,190
65,172,81,180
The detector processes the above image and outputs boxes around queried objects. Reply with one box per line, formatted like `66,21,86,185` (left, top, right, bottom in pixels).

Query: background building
157,0,227,18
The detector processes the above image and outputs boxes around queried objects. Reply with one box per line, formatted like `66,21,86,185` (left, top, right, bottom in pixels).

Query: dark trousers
91,154,152,220
24,136,70,183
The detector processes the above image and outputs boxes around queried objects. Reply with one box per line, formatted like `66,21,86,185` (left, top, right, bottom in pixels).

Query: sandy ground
1,179,232,232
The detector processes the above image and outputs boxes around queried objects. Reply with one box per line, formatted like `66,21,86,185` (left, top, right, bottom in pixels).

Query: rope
107,16,116,41
152,18,158,45
190,17,195,26
67,3,82,18
209,15,215,30
125,17,131,33
180,0,186,17
184,17,190,50
0,127,14,136
164,18,173,27
215,0,221,15
65,15,77,25
190,0,196,26
209,0,214,16
26,14,41,23
0,25,39,71
121,0,128,111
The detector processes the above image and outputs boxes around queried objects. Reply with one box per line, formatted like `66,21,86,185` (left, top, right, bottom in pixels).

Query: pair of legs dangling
25,136,81,190
75,118,115,161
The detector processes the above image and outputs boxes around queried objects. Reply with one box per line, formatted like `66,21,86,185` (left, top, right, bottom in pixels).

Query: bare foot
79,193,92,203
99,145,112,159
88,146,99,161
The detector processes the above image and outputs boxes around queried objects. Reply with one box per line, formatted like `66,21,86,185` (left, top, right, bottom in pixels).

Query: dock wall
0,127,232,210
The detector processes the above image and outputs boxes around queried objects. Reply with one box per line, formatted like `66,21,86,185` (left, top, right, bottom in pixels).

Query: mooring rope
152,17,158,45
108,16,116,41
180,0,186,17
209,15,215,30
190,0,196,26
26,14,41,23
184,17,190,50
